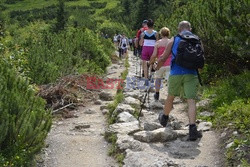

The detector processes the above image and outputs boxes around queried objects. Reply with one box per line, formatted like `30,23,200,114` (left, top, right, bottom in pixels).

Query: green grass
107,91,124,124
104,132,125,167
198,71,250,166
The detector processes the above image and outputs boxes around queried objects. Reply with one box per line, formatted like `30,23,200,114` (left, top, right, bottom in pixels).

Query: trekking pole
135,50,138,76
147,65,155,110
137,64,155,120
137,84,150,120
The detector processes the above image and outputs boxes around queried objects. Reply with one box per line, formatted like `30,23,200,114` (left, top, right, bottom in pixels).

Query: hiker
119,34,129,58
140,19,158,86
132,36,137,56
129,38,133,51
156,21,203,141
135,20,148,56
105,34,109,39
135,20,148,75
150,27,172,101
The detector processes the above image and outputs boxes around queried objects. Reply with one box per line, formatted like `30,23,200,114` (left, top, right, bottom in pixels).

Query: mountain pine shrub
0,58,52,166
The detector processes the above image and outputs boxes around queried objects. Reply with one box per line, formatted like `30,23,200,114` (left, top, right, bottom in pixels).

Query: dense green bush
67,6,95,29
208,72,250,107
90,2,107,9
9,5,58,26
18,27,111,84
164,0,249,81
0,57,52,166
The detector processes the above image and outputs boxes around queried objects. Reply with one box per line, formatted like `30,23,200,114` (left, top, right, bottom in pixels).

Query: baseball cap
142,20,148,24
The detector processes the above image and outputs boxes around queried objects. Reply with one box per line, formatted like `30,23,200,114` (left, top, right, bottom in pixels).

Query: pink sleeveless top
157,46,171,66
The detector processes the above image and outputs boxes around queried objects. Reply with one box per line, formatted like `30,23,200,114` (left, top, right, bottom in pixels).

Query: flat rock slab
106,121,140,135
164,138,201,159
143,121,162,131
117,112,137,123
133,128,178,143
123,149,178,167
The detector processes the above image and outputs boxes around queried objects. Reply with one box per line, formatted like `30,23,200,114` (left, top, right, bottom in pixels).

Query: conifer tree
135,0,150,29
54,0,67,32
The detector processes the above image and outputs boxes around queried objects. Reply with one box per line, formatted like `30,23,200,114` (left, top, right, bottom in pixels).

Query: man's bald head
178,21,191,32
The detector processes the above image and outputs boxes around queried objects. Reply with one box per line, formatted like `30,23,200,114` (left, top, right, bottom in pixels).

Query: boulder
150,101,164,110
114,103,135,114
197,99,211,107
100,105,108,110
99,91,113,101
124,97,140,108
133,128,178,143
106,121,140,135
198,122,213,131
117,112,137,123
116,134,144,151
94,100,102,105
102,109,109,115
124,90,143,100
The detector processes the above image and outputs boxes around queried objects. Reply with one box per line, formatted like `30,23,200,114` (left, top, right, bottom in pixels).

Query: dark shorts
141,46,154,61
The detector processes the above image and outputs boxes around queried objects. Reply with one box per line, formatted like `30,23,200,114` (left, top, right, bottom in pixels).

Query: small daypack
175,34,205,69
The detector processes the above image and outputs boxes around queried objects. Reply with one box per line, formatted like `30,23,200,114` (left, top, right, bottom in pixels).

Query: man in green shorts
156,21,202,141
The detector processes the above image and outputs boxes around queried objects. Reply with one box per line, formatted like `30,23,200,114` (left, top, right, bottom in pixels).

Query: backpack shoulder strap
171,35,179,56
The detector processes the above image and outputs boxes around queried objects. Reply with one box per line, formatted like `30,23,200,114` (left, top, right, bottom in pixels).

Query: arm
139,33,145,46
155,32,159,41
150,42,158,65
156,38,174,70
135,29,141,48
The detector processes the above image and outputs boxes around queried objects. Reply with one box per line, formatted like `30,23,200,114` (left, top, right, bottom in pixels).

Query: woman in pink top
150,27,172,100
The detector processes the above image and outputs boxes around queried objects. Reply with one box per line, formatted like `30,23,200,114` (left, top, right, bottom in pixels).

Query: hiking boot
154,92,159,101
188,124,202,141
158,113,169,127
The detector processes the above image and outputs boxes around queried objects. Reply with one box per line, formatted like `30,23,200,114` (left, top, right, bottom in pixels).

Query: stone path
105,51,224,167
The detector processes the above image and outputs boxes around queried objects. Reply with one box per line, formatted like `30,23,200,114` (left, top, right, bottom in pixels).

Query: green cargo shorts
168,74,199,99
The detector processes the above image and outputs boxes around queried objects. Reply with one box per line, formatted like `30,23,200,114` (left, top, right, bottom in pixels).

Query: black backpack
175,34,205,69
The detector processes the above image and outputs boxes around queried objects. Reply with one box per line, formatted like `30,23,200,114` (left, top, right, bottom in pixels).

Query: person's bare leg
155,78,161,92
143,60,148,79
187,99,196,124
164,95,175,115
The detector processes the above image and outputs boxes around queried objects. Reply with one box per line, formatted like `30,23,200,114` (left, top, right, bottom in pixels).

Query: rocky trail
38,51,224,167
106,51,224,167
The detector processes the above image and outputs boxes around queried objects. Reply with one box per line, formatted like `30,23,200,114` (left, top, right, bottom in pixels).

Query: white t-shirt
120,38,128,49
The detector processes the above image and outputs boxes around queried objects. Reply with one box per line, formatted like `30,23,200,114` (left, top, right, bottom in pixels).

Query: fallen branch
77,85,93,94
52,103,75,114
